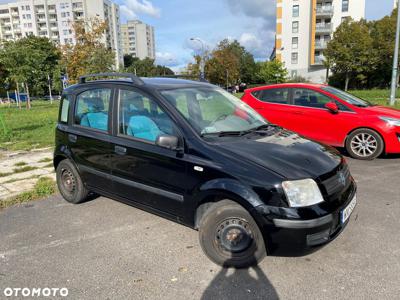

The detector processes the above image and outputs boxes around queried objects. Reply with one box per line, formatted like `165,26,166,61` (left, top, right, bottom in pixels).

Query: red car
241,83,400,160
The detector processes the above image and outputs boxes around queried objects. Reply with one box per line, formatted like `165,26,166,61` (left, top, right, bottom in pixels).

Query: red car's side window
251,88,290,104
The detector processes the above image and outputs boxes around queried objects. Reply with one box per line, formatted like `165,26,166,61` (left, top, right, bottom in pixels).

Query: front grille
321,164,351,197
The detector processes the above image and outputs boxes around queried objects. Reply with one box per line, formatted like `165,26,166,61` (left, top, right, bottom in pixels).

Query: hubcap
350,133,377,157
216,218,253,253
61,168,76,194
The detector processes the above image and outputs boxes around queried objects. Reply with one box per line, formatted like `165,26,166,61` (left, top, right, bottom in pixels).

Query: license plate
341,194,357,224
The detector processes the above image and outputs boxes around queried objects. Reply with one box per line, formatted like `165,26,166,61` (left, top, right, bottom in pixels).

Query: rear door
109,86,187,217
68,86,114,191
243,87,293,128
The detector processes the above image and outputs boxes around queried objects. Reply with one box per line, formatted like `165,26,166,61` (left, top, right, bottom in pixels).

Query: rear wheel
56,159,89,204
198,200,266,268
346,128,384,160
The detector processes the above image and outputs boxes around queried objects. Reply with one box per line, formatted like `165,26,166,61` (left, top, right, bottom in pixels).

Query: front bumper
253,181,357,256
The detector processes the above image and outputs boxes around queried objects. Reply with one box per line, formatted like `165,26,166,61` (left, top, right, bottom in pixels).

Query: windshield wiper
201,130,246,137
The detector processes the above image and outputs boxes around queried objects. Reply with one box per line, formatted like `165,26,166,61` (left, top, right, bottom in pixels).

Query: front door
288,88,354,146
69,87,114,191
109,87,187,217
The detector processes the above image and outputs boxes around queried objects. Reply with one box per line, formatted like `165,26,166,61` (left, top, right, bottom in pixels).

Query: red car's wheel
346,129,384,160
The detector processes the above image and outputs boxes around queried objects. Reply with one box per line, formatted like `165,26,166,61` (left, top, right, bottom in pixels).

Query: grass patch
13,165,37,173
38,157,52,163
0,171,11,177
14,161,27,167
44,162,54,168
2,175,40,184
0,100,59,151
0,177,57,210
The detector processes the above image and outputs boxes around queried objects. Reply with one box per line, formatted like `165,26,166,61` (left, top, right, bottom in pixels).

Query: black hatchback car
54,73,357,268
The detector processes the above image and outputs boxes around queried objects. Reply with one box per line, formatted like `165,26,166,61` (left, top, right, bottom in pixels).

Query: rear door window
74,88,111,131
252,88,289,104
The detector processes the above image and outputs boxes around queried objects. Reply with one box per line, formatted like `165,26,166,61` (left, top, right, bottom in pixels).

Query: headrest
84,97,104,112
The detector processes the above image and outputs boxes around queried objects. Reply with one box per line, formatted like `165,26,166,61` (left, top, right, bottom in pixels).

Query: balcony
315,40,329,49
11,11,19,17
316,6,334,17
315,23,332,33
314,55,325,65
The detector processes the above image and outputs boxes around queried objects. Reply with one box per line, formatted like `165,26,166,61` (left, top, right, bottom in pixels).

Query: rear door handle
292,111,304,115
68,134,77,143
114,145,127,155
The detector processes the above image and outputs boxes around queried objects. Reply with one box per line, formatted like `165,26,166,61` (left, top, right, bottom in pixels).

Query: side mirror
155,134,180,150
325,102,339,114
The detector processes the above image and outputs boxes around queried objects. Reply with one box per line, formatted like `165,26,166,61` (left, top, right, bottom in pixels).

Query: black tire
345,128,384,160
198,200,266,268
56,159,89,204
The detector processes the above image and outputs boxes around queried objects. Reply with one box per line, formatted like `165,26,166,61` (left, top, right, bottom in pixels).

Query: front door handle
114,145,127,155
68,134,77,143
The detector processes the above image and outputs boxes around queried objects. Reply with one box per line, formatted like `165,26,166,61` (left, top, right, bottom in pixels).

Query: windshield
321,86,372,107
160,87,267,136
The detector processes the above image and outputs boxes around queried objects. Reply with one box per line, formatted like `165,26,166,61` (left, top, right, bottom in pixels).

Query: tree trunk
25,83,31,110
16,82,21,109
345,74,350,91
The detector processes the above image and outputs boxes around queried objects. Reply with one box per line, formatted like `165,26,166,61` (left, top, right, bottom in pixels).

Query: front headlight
379,116,400,126
282,179,324,207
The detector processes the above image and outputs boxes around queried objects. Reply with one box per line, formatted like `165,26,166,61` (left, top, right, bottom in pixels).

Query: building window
342,0,349,12
292,5,299,17
292,21,299,33
291,52,298,64
292,37,298,49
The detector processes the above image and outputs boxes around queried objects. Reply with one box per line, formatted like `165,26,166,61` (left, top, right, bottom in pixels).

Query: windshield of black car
160,87,267,136
321,86,372,107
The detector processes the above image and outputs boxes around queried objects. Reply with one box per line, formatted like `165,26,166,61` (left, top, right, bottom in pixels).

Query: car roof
63,77,215,94
245,83,327,92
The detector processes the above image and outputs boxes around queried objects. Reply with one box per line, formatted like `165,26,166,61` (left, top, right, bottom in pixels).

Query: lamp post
190,37,206,81
390,0,400,106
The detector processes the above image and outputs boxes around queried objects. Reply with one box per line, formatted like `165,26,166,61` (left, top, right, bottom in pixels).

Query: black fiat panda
54,73,357,268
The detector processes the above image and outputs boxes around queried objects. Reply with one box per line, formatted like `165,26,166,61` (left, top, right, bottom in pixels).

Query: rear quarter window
59,95,71,123
251,88,289,104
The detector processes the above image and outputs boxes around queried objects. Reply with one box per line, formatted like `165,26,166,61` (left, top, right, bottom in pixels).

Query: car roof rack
78,73,144,85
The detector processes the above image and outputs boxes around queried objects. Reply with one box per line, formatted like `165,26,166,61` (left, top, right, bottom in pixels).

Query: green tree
255,60,288,84
206,39,240,86
324,19,375,90
0,35,60,107
225,40,257,83
124,56,174,77
369,9,397,88
61,18,115,83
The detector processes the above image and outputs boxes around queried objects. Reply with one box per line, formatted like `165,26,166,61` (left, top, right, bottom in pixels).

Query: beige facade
121,20,155,60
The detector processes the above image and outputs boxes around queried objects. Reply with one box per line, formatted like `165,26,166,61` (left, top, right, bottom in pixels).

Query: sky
115,0,394,72
0,0,395,71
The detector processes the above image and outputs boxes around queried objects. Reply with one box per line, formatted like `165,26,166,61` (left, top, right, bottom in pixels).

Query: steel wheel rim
350,133,378,157
61,168,76,195
216,218,253,253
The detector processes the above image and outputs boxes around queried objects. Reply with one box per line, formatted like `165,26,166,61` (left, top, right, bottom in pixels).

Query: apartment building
275,0,365,83
121,20,155,60
0,0,123,67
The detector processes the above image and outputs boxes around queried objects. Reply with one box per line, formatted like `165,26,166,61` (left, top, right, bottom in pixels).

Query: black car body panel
54,77,356,255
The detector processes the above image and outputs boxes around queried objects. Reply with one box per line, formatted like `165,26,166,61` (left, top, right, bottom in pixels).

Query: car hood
214,128,342,179
361,105,400,118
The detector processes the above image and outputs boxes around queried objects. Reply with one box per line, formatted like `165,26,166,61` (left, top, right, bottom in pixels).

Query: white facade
276,0,365,83
121,20,155,60
0,0,122,67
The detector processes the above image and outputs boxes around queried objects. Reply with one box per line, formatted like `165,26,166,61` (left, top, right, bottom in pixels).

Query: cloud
226,0,275,19
120,0,161,20
225,0,276,60
155,51,180,66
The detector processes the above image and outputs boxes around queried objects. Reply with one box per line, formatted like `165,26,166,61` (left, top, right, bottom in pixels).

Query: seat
127,115,163,141
80,97,108,130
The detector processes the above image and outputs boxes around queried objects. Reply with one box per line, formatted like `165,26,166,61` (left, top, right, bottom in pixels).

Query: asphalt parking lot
1,156,399,299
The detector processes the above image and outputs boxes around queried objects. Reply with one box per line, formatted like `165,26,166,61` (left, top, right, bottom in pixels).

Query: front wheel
198,200,266,268
346,129,384,160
